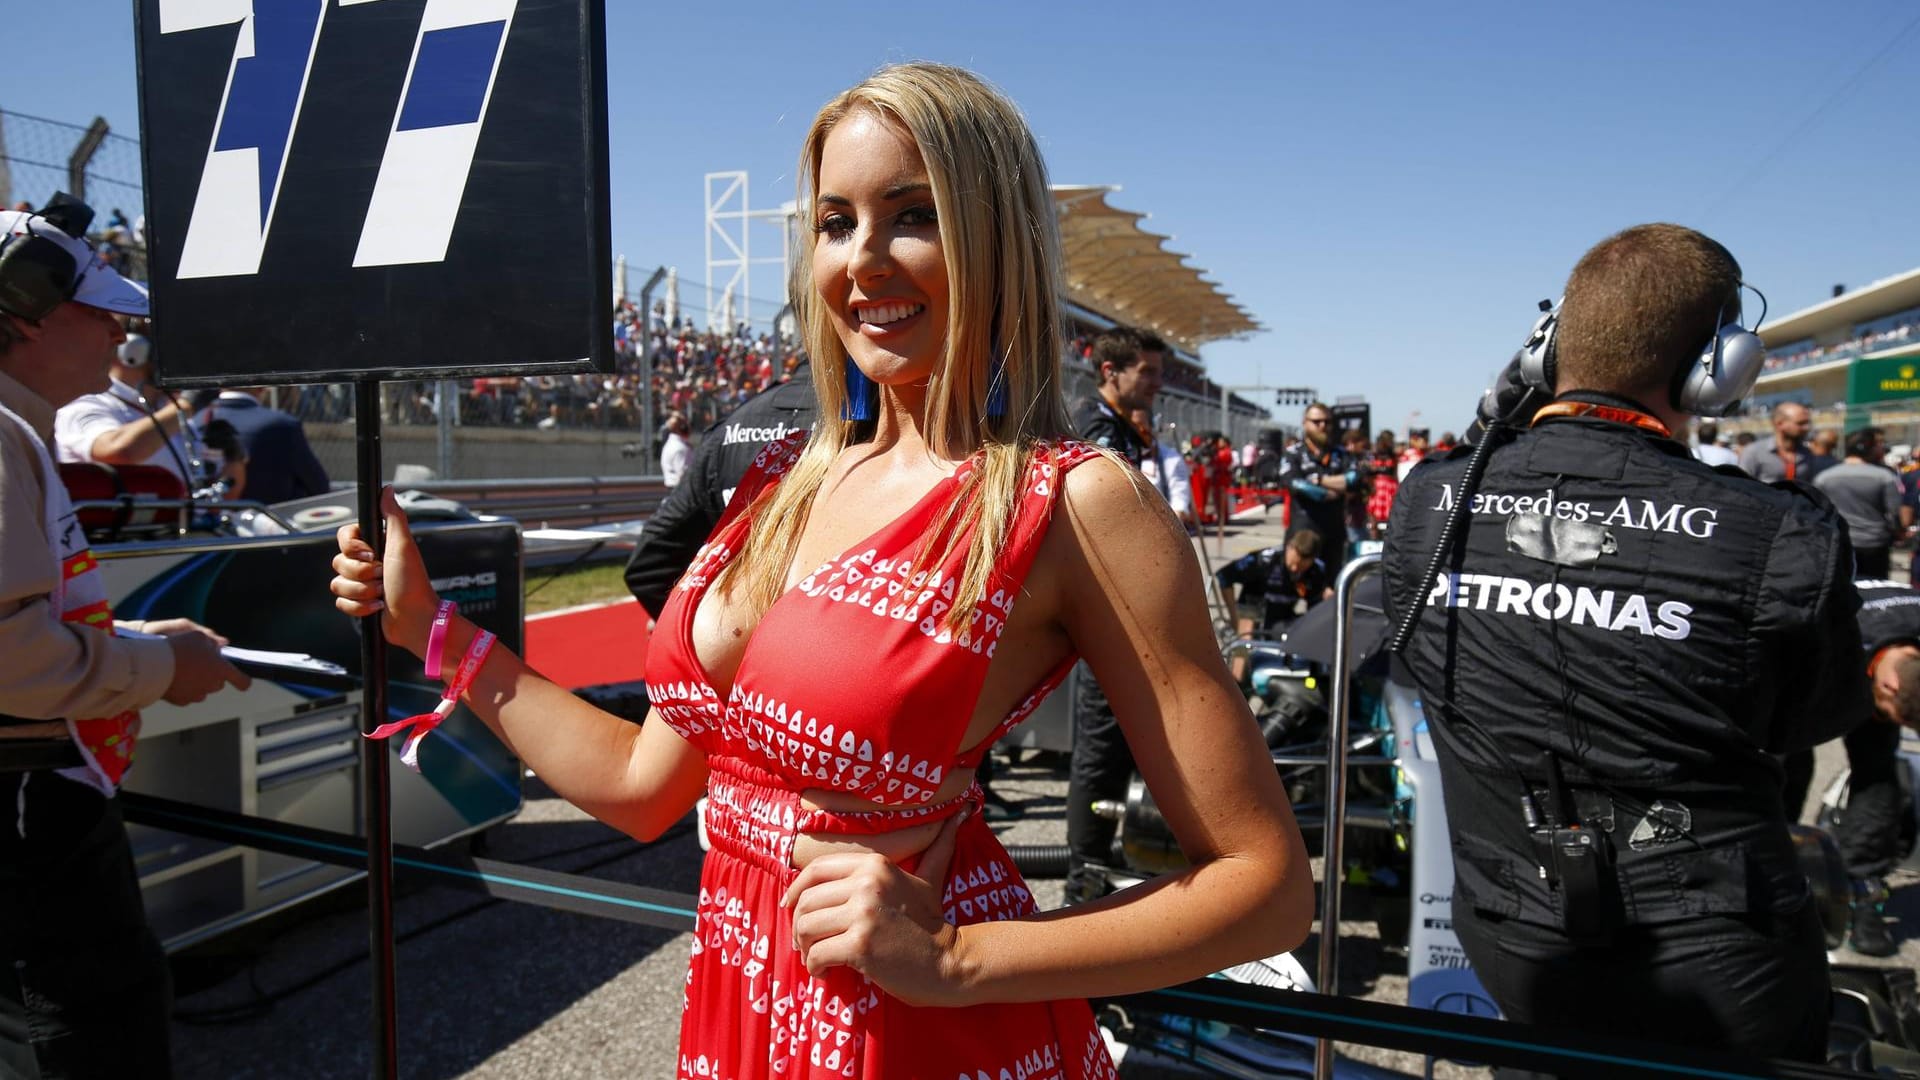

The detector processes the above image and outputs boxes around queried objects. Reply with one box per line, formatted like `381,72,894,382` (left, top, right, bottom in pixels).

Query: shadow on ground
169,778,703,1079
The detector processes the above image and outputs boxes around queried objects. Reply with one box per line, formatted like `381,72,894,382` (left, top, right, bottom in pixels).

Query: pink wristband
443,629,496,702
366,628,495,772
423,600,457,679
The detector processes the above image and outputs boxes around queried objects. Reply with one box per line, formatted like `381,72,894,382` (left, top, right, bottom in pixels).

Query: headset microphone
1516,298,1560,397
118,335,152,368
1517,287,1769,418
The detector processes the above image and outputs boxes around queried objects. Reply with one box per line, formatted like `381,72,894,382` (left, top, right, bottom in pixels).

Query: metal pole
0,110,12,208
1314,553,1382,1080
66,117,109,201
435,379,454,480
353,380,399,1080
636,266,666,475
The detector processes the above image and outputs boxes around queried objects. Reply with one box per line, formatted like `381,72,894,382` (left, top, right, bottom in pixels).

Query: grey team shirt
1815,461,1903,549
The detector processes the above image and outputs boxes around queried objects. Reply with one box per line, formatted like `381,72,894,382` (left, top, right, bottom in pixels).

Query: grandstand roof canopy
1760,265,1920,345
1051,185,1261,353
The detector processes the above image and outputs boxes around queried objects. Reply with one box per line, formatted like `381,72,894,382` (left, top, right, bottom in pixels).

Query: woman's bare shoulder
1037,451,1191,589
1062,451,1182,534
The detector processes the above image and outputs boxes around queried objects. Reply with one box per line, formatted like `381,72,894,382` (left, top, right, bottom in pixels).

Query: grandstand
1730,266,1920,441
1050,184,1267,448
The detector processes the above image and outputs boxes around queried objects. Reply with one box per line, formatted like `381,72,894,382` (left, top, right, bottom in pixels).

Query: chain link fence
0,108,148,278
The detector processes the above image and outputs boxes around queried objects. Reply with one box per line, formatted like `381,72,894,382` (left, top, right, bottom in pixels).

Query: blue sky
7,1,1918,435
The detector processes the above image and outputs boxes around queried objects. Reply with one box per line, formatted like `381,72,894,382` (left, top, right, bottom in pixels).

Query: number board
135,0,611,386
1330,401,1371,445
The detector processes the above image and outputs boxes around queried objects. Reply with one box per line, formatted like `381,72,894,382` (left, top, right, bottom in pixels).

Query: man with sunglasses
0,194,248,1078
1277,401,1357,578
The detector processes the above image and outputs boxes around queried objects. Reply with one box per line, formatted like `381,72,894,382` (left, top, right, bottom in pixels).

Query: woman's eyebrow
817,182,932,205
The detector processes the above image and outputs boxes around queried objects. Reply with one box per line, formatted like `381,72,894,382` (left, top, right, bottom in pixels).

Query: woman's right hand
330,486,440,655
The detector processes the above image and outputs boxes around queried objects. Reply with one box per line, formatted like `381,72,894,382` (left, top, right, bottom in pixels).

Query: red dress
646,433,1120,1080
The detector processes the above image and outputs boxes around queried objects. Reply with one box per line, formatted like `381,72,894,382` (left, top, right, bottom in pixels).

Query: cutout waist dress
644,432,1119,1079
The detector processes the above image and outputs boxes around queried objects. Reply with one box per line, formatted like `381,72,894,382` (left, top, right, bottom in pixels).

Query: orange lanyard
1530,401,1673,439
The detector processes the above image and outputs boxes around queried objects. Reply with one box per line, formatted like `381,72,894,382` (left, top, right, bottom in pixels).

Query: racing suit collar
1555,389,1663,418
1525,394,1691,480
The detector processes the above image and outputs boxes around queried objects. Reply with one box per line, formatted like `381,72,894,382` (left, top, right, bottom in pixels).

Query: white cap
0,207,149,317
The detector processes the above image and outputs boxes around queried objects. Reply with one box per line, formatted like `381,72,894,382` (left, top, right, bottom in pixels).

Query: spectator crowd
1763,304,1920,374
370,302,808,435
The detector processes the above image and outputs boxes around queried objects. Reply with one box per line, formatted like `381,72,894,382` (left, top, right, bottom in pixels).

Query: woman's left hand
781,808,970,1007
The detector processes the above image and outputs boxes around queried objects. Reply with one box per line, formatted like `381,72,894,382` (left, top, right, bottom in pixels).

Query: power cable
1698,10,1920,222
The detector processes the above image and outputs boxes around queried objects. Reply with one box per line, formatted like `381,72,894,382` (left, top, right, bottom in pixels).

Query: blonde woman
331,62,1309,1078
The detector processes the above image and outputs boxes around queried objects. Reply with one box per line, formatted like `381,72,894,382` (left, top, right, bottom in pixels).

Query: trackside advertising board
135,0,611,386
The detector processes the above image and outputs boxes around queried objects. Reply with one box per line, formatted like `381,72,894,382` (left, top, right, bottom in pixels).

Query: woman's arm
945,455,1312,1003
331,488,706,841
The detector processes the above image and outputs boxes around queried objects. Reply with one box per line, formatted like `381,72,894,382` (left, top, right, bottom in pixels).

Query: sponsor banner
1330,401,1370,445
1851,354,1920,405
136,0,611,384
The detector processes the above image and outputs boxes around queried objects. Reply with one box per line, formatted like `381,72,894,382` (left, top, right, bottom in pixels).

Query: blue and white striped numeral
160,0,518,278
352,0,519,267
162,0,327,280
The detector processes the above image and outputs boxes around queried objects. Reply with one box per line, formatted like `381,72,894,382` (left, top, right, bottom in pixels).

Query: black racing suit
1064,394,1152,902
623,368,816,617
1214,547,1329,634
1276,438,1353,578
1382,396,1867,1069
1829,580,1920,883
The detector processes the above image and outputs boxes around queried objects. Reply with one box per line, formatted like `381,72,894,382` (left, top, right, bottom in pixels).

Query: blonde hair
716,62,1073,631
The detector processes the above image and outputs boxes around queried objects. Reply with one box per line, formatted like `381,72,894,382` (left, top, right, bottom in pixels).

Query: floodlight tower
705,171,794,332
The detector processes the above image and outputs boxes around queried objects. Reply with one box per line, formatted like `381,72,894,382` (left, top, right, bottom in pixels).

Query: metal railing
392,475,670,529
1314,553,1381,1080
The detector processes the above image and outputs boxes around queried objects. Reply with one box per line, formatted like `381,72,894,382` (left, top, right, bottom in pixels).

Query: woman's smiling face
810,108,950,389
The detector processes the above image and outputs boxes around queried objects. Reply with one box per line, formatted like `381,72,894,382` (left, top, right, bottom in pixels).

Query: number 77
160,0,519,280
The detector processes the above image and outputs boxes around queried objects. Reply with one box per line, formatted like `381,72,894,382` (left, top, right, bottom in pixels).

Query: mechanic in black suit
624,364,815,617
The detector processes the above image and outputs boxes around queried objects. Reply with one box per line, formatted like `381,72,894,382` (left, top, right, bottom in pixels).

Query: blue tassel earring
843,361,875,421
985,338,1008,419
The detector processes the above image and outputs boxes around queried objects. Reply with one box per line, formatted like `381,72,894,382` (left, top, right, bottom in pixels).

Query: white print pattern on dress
941,853,1034,924
794,549,1018,659
731,683,950,803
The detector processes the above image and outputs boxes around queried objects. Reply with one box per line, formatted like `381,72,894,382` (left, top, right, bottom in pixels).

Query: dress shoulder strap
992,439,1109,576
947,441,1112,769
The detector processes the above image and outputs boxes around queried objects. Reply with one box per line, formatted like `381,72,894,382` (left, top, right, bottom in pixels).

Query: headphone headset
118,334,152,367
0,195,93,324
1518,284,1769,419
